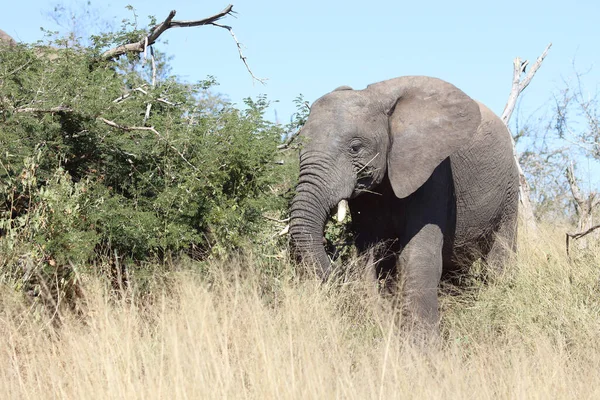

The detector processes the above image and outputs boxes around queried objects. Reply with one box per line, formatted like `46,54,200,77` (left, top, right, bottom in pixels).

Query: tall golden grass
2,226,600,399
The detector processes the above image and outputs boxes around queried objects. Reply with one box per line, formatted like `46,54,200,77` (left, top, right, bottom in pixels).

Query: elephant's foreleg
363,241,399,296
397,224,444,335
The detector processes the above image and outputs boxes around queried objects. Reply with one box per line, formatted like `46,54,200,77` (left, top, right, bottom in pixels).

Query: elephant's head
289,76,482,279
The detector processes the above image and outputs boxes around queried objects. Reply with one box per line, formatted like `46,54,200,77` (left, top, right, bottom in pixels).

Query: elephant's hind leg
484,213,518,273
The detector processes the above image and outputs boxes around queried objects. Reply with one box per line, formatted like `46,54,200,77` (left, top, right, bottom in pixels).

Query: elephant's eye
350,140,362,154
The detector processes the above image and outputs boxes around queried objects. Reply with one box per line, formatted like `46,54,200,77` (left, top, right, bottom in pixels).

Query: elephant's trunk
290,154,352,280
290,187,332,279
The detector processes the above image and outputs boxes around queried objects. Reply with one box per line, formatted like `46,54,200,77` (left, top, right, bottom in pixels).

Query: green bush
0,23,296,290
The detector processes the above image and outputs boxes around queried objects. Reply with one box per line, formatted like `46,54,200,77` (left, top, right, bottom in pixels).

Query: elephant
0,29,16,47
289,76,518,333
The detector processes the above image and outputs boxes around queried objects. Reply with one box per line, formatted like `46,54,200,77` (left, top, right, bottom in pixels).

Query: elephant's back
449,101,519,253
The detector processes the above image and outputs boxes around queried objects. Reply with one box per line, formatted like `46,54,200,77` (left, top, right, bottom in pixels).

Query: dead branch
567,224,600,241
143,47,157,124
113,86,147,103
501,43,552,233
210,22,266,84
263,215,290,223
565,160,599,240
566,161,586,210
14,106,73,113
566,223,600,255
101,5,233,60
99,5,264,84
277,128,302,150
112,86,176,106
502,43,552,125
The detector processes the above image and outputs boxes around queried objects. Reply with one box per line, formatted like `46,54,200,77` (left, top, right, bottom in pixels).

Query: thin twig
5,60,33,77
113,86,176,106
357,153,380,174
263,215,290,223
356,189,382,196
112,86,146,103
143,47,156,124
210,22,266,84
157,97,176,106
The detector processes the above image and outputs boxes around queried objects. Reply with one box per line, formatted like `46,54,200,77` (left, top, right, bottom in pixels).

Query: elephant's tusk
278,224,290,236
336,199,348,223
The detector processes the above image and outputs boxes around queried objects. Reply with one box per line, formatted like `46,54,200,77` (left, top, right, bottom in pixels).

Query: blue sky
2,0,599,127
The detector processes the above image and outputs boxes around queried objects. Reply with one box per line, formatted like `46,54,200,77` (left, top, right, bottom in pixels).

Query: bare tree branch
566,223,600,255
263,215,290,223
566,161,586,210
112,86,177,106
101,5,234,60
143,47,157,124
565,160,598,242
502,43,552,125
210,22,266,85
14,106,73,113
112,87,145,103
99,5,263,84
501,43,552,233
277,128,302,150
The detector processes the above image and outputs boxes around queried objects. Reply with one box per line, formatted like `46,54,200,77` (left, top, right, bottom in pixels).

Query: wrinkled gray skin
290,76,518,334
0,29,16,47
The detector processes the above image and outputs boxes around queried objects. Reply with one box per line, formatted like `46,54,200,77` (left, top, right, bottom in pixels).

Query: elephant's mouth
352,175,379,198
352,159,381,198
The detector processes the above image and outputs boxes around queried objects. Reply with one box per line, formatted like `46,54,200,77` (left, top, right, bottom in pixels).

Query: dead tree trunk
565,161,599,251
502,43,552,233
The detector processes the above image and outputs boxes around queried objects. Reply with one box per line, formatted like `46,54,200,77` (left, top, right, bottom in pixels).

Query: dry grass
2,226,600,399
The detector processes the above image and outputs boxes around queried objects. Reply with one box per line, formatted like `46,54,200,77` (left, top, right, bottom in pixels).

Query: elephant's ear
377,77,481,199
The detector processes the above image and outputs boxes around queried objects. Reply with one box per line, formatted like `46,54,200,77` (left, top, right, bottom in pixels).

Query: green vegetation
0,21,301,303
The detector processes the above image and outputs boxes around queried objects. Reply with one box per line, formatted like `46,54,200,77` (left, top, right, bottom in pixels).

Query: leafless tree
552,70,600,251
502,43,552,233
